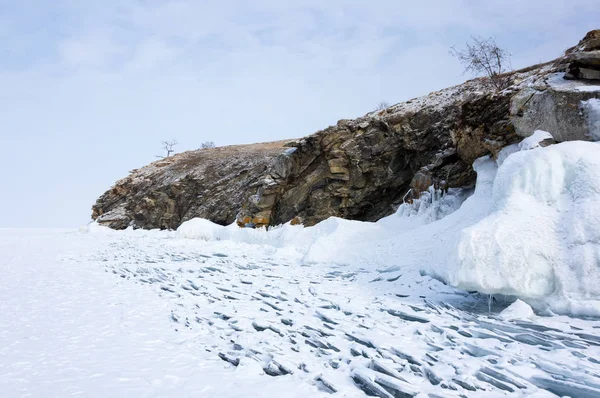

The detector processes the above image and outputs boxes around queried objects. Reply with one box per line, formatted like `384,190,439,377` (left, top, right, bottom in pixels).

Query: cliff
92,141,292,230
92,31,600,230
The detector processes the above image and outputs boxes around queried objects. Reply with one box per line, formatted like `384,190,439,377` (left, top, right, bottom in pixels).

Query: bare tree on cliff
158,140,178,158
450,36,511,91
376,101,390,111
201,141,216,149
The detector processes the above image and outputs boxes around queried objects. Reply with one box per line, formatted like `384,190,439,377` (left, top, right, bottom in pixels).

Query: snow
546,72,600,93
581,98,600,141
499,300,535,321
517,130,553,150
4,137,600,396
179,138,600,317
0,229,314,397
576,85,600,92
4,225,600,397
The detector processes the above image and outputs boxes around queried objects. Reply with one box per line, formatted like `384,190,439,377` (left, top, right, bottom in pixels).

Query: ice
6,137,600,396
518,130,554,150
576,86,600,93
500,300,535,321
452,141,600,316
4,227,600,396
178,136,600,317
581,98,600,141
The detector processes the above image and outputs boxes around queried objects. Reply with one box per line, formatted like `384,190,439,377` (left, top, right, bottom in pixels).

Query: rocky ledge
93,30,600,230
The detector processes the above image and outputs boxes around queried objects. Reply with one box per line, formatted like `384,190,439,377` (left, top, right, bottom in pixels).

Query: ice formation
452,140,600,315
178,135,600,316
581,98,600,141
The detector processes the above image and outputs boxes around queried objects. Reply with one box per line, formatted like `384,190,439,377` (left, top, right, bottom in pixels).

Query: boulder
510,75,600,142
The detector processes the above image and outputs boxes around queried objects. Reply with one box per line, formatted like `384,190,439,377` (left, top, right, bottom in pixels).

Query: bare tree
450,36,511,91
157,140,178,158
201,141,216,149
376,101,389,111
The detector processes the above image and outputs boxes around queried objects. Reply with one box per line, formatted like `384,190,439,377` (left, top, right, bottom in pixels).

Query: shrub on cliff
450,36,511,91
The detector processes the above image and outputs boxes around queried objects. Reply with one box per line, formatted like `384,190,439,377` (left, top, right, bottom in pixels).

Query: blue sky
0,0,597,228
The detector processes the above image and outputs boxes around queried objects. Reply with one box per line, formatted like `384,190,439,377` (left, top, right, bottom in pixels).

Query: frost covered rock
237,79,522,227
510,74,600,142
451,141,600,315
510,30,600,142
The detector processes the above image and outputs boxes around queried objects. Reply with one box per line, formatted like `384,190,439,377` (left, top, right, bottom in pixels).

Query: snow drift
177,135,600,316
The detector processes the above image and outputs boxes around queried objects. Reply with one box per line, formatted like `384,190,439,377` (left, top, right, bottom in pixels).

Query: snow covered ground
1,225,599,397
2,137,600,397
0,229,315,397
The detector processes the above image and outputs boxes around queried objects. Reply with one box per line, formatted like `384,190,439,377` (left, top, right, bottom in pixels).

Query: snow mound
500,299,535,321
176,218,229,241
177,187,469,265
451,141,600,316
518,130,554,150
178,216,381,261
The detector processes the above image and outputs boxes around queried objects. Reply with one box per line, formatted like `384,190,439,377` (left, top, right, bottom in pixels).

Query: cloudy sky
0,0,597,227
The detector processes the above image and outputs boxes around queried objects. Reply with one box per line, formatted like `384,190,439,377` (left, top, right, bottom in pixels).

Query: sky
0,0,597,228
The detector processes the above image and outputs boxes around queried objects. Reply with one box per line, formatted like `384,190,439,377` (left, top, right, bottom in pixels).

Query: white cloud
124,38,181,73
58,33,126,69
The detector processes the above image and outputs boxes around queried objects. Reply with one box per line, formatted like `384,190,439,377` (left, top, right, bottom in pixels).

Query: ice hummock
451,140,600,316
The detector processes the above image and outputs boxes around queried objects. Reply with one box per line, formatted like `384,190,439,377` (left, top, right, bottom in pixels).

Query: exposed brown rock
92,141,290,229
236,78,524,227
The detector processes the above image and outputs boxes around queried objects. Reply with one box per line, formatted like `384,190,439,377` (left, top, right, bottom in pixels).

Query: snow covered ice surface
1,228,599,397
0,229,316,398
3,139,600,397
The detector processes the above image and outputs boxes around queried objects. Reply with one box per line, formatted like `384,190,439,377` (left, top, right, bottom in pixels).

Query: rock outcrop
237,80,519,227
93,31,600,231
565,29,600,80
92,141,291,229
510,30,600,142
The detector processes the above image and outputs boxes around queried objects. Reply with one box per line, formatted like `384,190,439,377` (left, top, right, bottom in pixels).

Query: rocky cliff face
238,80,517,227
93,31,600,230
92,141,291,229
